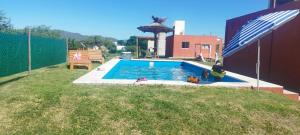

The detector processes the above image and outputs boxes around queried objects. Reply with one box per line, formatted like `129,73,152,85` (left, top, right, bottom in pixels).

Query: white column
157,32,166,57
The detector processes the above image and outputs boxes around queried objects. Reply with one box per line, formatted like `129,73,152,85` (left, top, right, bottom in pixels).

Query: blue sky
1,0,268,39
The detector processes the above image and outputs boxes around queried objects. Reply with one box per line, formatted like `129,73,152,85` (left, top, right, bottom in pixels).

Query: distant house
165,20,222,59
166,35,222,60
223,0,300,92
116,45,126,51
113,42,126,51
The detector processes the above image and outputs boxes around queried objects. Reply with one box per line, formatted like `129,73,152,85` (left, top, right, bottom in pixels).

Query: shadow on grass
0,75,27,87
47,65,60,69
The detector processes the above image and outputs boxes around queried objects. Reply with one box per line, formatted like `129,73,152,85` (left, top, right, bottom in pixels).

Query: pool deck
73,58,282,89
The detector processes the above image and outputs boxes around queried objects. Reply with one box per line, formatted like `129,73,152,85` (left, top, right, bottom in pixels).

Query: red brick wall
166,35,223,59
224,1,300,92
166,36,174,57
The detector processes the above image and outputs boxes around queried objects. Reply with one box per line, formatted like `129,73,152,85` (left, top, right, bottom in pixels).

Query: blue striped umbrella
223,10,299,57
222,9,299,90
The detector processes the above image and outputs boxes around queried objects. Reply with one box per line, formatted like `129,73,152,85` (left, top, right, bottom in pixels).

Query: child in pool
201,70,210,81
211,60,226,81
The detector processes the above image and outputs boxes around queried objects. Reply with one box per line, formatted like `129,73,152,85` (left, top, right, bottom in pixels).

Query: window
202,44,210,49
182,42,189,48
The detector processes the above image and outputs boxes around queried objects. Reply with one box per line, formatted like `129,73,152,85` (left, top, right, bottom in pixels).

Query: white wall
174,20,185,35
116,45,125,51
157,32,166,57
147,40,154,52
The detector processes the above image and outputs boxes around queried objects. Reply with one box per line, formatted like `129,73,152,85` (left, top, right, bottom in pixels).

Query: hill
56,30,117,41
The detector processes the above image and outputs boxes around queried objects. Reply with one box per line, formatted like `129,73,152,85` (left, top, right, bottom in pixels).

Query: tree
125,36,149,57
117,40,126,46
138,39,148,57
68,38,81,50
102,38,117,53
80,35,117,53
0,10,13,31
126,36,137,46
125,36,137,53
29,25,60,38
125,46,136,53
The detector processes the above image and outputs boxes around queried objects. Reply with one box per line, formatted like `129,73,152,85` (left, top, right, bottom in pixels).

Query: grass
0,64,300,135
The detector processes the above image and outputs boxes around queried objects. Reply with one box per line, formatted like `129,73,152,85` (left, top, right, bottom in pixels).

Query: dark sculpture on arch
152,16,167,24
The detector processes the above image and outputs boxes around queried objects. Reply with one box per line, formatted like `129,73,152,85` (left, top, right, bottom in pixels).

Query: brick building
165,20,222,59
166,35,222,59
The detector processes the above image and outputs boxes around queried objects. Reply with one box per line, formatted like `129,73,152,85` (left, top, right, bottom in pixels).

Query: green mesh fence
31,36,66,69
0,32,66,77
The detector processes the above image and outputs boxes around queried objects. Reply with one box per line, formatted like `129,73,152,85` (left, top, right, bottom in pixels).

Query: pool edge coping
73,58,283,89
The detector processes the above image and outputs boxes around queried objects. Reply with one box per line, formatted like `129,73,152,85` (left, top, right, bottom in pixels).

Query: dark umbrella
137,16,173,58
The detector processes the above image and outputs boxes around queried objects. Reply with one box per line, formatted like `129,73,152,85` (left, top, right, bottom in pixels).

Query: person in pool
201,69,210,81
211,60,226,81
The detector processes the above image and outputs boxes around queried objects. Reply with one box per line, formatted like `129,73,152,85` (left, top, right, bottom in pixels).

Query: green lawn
0,64,300,135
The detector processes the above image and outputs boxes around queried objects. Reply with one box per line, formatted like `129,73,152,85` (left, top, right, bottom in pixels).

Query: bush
125,45,136,53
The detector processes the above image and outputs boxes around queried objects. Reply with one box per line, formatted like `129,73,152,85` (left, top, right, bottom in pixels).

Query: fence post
27,28,31,75
66,38,68,62
136,37,138,59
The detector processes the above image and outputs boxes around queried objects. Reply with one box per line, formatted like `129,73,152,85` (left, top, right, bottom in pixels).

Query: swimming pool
103,60,243,82
72,59,286,100
74,59,283,89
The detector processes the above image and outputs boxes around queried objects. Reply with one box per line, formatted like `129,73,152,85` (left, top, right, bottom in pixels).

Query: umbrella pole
154,33,158,58
257,39,261,91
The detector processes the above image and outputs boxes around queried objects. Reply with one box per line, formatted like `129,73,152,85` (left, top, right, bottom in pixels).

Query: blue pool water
103,60,243,82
